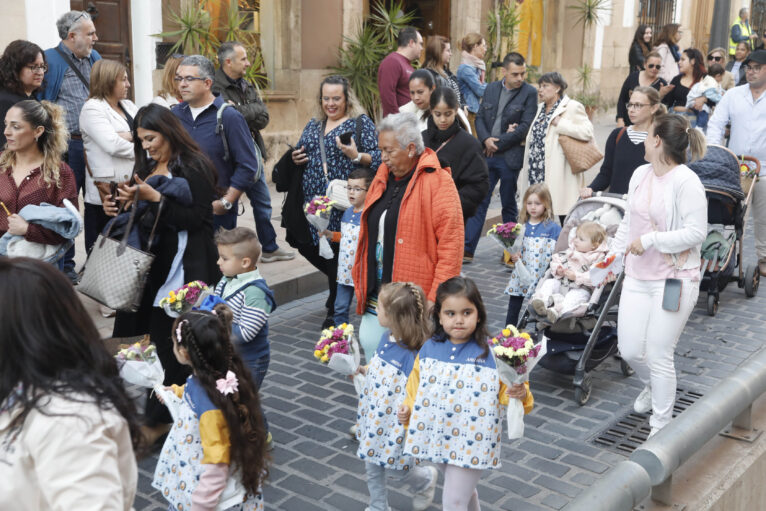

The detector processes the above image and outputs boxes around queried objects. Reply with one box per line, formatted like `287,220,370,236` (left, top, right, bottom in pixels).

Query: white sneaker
545,308,560,323
530,297,548,316
647,427,660,439
260,247,296,263
349,424,358,439
412,465,438,511
633,386,652,414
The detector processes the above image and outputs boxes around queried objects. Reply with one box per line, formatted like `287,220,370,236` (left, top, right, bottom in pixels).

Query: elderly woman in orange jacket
353,111,464,361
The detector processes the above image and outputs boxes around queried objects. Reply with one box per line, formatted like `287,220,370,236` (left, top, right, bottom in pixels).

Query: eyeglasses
626,102,650,110
346,186,367,193
707,55,723,62
745,64,763,73
25,64,48,73
173,75,207,83
646,64,662,69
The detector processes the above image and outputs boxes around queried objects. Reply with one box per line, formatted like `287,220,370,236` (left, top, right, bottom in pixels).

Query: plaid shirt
56,46,91,134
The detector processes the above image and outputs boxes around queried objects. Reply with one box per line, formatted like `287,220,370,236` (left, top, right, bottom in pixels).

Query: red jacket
353,148,464,311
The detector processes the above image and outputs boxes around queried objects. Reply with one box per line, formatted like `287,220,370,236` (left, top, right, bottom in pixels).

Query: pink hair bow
216,370,239,395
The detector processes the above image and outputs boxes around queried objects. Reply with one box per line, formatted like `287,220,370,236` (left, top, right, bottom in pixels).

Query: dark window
638,0,677,40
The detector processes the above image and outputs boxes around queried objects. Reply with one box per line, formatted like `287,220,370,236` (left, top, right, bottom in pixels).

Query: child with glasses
323,167,375,325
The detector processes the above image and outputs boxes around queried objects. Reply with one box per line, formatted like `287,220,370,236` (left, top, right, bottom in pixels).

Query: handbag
558,134,604,174
319,117,365,210
78,189,163,312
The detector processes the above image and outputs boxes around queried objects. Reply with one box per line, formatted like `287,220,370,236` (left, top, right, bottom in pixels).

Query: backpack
216,102,263,182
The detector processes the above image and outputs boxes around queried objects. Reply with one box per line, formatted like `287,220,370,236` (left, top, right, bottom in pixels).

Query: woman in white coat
612,113,707,437
520,72,594,221
79,59,137,254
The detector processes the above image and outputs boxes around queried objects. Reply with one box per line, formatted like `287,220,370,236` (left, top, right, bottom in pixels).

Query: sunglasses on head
646,64,661,69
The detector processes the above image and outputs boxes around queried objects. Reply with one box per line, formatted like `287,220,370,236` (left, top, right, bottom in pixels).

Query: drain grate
591,388,704,455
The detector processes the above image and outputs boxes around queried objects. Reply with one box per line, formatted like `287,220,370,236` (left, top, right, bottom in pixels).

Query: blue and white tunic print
337,208,362,285
356,332,417,470
404,338,504,470
505,220,562,298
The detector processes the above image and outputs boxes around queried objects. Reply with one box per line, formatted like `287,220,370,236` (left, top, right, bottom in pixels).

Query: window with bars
637,0,677,37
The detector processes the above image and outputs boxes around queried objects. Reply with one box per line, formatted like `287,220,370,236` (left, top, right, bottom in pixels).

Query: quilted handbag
78,191,163,312
558,135,604,174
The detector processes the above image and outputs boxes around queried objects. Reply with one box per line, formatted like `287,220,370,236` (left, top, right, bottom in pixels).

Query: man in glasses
707,47,736,90
708,50,766,276
39,10,100,284
172,55,262,232
211,41,294,262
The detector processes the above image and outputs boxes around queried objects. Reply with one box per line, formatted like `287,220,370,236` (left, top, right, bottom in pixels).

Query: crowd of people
1,9,765,511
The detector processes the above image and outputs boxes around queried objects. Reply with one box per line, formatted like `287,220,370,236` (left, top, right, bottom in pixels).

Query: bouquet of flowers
158,280,210,318
486,222,523,251
314,323,365,394
490,324,547,439
115,339,180,420
305,196,337,259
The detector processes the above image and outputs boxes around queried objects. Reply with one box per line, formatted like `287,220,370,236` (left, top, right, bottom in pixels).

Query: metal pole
562,461,652,511
630,347,766,486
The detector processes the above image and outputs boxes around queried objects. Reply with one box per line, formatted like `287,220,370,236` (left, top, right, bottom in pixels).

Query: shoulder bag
78,190,163,311
320,117,365,211
558,134,604,174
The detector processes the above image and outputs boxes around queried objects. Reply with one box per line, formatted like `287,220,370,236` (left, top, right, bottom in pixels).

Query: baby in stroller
530,221,609,323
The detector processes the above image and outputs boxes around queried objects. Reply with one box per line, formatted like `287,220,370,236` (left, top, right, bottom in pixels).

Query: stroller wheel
745,265,760,298
707,294,718,316
620,358,634,377
574,374,592,406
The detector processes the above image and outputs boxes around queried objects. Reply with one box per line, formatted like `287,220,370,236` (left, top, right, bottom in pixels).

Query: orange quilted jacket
352,148,464,312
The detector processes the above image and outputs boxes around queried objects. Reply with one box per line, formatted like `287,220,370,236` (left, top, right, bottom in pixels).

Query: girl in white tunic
153,305,269,511
356,282,439,511
398,276,533,511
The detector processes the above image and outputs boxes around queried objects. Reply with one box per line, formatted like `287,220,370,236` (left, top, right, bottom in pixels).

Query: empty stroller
519,194,631,405
688,145,761,315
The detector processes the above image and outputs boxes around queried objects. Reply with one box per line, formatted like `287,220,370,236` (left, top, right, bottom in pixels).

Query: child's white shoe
634,386,652,414
412,465,438,511
530,297,548,316
545,308,559,323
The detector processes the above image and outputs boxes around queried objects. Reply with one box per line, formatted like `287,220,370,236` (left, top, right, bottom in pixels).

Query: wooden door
70,0,133,96
690,0,715,54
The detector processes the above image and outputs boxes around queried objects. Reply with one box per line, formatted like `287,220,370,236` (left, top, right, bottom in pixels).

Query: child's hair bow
216,370,239,395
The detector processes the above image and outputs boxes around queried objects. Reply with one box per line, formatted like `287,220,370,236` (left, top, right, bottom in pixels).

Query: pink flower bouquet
486,222,523,251
158,280,210,318
305,196,337,259
490,324,547,439
314,323,365,394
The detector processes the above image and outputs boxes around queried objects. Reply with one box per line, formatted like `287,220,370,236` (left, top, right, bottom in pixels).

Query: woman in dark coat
104,104,220,442
629,24,653,73
421,87,488,221
0,40,46,146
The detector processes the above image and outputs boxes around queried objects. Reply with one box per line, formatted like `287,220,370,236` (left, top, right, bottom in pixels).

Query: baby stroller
518,194,630,405
688,145,761,316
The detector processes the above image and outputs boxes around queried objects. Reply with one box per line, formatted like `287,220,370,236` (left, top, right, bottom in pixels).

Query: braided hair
377,282,430,351
172,305,269,497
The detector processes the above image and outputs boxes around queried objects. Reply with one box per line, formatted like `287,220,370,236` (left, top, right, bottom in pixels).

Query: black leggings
296,240,340,315
506,295,525,327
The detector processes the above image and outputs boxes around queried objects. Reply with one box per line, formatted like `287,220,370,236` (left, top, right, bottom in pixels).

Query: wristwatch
220,198,233,210
352,152,363,164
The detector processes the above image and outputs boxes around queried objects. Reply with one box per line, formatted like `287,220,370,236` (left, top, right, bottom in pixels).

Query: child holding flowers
398,276,533,511
214,227,276,448
505,183,561,326
356,282,439,511
153,306,269,511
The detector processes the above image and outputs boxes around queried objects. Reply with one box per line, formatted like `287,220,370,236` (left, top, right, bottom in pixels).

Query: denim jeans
62,138,85,272
333,283,355,326
238,347,270,433
365,462,432,511
244,171,279,253
213,206,238,231
464,156,520,255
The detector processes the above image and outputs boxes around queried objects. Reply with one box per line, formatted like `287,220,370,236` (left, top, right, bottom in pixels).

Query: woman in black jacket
104,104,221,442
421,87,488,221
0,40,45,146
616,51,671,126
629,24,653,73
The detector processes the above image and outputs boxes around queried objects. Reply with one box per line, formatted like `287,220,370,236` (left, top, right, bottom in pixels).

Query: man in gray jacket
213,41,294,262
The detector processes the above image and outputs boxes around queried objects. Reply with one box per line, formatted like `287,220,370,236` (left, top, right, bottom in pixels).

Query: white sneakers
634,386,652,414
412,465,438,511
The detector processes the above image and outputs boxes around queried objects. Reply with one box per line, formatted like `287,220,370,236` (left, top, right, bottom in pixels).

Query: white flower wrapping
305,213,333,259
118,357,182,421
326,335,366,395
495,335,547,439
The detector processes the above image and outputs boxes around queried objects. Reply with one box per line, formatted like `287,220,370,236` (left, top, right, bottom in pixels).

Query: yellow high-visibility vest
729,19,753,55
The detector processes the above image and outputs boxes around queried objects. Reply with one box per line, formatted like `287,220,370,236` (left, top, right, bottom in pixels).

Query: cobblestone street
133,224,765,511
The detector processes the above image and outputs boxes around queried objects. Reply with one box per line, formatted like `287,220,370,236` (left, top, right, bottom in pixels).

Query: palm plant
568,0,611,115
486,0,521,80
369,1,418,51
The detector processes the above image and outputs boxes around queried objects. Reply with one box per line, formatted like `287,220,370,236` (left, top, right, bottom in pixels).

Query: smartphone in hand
339,131,353,145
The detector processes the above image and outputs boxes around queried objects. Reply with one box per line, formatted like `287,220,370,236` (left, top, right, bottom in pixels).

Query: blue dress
297,115,381,244
505,220,561,298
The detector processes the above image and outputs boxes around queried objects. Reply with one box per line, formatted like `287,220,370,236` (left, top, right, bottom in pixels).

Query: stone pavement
130,220,766,510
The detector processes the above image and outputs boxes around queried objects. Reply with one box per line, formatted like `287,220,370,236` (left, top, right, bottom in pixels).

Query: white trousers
535,278,591,314
751,177,766,261
439,464,483,511
617,276,699,429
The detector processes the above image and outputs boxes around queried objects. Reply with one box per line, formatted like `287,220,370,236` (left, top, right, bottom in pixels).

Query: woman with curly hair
0,257,140,510
0,40,46,146
0,100,77,251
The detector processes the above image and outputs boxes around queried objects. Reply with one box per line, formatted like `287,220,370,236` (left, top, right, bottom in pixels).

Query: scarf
461,51,486,83
424,115,462,147
670,43,681,63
